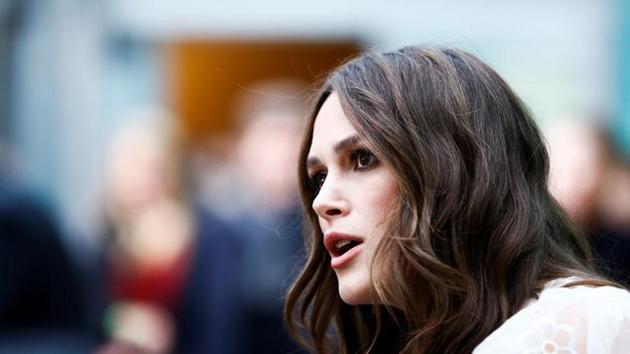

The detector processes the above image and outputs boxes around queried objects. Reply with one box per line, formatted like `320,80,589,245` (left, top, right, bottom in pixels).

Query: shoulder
474,282,630,354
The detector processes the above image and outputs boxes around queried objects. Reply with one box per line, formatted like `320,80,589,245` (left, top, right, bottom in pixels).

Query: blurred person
0,148,92,353
546,120,607,227
217,80,307,353
98,107,246,354
547,119,630,286
231,80,307,214
101,110,188,354
285,46,630,353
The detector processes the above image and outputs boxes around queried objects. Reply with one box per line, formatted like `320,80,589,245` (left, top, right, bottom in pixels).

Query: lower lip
330,244,363,269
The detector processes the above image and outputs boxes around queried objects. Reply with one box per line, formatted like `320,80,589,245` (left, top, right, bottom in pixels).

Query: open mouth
324,232,364,259
333,239,363,257
325,233,365,269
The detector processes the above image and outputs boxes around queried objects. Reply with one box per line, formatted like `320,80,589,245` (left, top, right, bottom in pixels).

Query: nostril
326,209,342,216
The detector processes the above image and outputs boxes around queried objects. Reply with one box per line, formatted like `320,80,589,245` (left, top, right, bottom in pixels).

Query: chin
338,281,372,305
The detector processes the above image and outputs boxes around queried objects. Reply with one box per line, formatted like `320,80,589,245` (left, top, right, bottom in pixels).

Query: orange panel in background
165,40,362,145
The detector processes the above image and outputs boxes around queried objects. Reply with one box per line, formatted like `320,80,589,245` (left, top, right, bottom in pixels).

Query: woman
284,46,630,353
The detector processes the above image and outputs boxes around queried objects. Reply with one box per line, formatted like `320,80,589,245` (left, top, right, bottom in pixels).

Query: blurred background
0,0,629,353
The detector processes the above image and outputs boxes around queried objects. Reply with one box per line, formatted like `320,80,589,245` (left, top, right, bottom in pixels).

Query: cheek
357,171,399,252
365,173,398,219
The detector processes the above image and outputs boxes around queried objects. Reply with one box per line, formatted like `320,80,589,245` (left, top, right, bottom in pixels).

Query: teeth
335,239,352,251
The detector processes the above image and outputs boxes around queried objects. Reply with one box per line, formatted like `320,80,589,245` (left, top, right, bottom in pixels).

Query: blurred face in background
306,94,398,304
231,80,307,215
546,121,605,226
233,111,302,212
106,125,170,214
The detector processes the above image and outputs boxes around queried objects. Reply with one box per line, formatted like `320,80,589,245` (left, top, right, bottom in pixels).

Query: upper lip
323,232,364,257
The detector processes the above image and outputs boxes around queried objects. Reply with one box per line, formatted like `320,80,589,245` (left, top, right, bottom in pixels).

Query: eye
308,171,327,195
351,149,378,170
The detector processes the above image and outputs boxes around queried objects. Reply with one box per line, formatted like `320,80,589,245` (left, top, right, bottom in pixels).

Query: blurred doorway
166,40,362,145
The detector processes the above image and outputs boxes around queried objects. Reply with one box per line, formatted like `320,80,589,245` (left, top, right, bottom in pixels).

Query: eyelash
307,148,379,196
350,148,378,170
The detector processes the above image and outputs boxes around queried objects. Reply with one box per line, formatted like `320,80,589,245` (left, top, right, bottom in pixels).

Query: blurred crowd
0,81,308,354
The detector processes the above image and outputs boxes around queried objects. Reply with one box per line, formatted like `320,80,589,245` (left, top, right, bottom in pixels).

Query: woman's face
306,93,398,304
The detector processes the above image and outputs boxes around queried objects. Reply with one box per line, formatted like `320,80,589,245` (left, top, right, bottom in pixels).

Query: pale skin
306,93,399,305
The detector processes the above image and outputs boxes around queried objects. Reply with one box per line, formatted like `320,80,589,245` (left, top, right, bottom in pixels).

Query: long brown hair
285,46,611,353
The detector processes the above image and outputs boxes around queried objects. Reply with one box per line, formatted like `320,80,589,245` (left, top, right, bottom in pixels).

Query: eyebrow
306,134,362,168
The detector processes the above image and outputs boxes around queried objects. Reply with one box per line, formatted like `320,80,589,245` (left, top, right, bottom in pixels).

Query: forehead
309,94,357,156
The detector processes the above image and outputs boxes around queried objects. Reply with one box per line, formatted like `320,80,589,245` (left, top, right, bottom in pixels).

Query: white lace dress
473,278,630,354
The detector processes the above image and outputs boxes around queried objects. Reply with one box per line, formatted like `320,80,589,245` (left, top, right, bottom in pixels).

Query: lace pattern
518,318,577,354
474,279,630,354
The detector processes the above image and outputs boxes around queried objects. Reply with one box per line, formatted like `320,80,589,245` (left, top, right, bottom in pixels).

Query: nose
312,175,350,220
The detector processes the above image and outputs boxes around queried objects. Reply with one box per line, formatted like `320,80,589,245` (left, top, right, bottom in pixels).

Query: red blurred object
108,248,191,311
